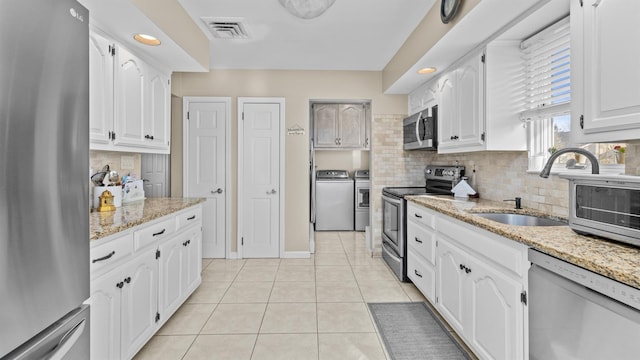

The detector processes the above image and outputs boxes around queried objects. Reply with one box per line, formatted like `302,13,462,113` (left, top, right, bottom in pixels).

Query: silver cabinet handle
211,188,223,194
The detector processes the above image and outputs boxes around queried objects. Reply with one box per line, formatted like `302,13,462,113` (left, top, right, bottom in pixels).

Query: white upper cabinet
572,0,640,142
437,53,485,153
408,80,438,115
146,71,171,149
114,46,146,148
89,30,114,145
409,44,526,154
89,28,171,154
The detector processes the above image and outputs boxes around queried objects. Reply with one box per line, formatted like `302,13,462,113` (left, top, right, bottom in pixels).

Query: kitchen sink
474,213,566,226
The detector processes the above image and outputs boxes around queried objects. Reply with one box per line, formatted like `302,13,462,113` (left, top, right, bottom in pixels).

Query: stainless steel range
381,165,464,281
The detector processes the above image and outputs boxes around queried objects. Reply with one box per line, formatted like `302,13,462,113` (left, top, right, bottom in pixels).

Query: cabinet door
580,0,640,136
114,46,146,148
145,69,171,150
89,268,122,360
89,31,114,145
436,238,466,334
338,104,366,148
159,236,185,321
437,74,457,150
313,104,339,147
184,230,202,294
456,54,484,148
120,249,158,360
467,256,524,360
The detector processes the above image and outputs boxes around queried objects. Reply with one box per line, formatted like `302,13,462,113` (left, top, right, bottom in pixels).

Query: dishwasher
529,249,640,360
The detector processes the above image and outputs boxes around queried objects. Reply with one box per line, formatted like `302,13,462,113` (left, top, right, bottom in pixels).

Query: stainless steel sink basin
474,213,566,226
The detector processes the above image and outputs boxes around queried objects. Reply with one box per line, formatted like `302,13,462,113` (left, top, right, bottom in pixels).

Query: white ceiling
177,0,436,71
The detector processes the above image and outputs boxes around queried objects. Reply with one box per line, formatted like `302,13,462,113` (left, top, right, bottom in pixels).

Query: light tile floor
133,231,431,360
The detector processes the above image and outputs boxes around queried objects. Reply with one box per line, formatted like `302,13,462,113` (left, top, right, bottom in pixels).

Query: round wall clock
441,0,461,24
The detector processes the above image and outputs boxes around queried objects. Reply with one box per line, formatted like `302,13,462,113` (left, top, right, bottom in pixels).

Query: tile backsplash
89,150,141,207
369,114,640,252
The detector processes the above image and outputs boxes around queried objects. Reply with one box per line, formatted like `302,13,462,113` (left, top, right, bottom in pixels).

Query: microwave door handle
415,111,423,146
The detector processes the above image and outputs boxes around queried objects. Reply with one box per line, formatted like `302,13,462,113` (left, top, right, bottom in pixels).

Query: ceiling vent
201,17,250,39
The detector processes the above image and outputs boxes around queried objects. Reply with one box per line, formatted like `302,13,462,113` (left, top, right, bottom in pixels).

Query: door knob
211,188,223,194
266,189,277,194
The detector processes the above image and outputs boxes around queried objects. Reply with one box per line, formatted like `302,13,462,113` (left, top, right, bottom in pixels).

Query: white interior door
141,154,169,197
240,99,282,258
184,99,228,258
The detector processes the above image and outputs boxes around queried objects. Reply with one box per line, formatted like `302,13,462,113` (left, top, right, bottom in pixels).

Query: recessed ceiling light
418,67,437,75
133,34,161,46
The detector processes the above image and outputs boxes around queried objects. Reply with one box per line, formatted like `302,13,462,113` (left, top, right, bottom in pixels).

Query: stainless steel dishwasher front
528,249,640,360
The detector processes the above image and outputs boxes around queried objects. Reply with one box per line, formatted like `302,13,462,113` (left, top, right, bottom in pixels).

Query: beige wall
170,95,184,197
171,70,407,253
382,0,481,91
315,150,370,174
132,0,209,70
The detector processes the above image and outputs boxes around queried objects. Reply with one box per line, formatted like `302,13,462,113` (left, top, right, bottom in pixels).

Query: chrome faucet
539,147,600,178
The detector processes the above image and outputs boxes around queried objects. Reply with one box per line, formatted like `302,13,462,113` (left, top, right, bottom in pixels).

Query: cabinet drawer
90,233,133,274
134,217,175,251
407,248,436,303
437,216,527,277
407,202,436,229
406,221,436,265
176,206,202,231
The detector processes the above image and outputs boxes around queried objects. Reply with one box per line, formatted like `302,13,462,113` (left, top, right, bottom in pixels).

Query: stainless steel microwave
403,106,437,150
560,173,640,248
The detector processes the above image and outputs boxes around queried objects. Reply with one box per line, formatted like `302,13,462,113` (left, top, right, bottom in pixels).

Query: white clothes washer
314,170,354,231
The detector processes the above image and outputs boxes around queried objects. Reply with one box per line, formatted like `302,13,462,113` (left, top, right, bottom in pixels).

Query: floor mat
368,302,470,360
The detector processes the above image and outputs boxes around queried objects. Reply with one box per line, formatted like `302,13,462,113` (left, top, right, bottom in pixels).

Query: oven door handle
382,241,402,262
415,111,423,146
382,194,402,206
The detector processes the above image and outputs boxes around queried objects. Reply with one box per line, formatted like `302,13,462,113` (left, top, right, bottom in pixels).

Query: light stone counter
90,197,206,241
407,195,640,289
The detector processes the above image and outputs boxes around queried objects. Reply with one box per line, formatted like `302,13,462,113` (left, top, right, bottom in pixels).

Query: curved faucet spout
539,147,600,178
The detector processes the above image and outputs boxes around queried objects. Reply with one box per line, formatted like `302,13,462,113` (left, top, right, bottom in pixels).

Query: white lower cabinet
89,205,202,360
120,250,159,360
158,228,201,319
406,207,437,304
406,202,528,360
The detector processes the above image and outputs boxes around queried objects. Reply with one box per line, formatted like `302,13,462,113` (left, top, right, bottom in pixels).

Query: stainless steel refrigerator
0,0,90,359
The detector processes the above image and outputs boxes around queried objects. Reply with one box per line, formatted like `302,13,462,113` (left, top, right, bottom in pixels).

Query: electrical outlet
121,155,135,170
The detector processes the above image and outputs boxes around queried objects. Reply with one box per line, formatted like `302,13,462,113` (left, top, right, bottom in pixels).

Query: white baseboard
227,252,239,259
282,251,311,259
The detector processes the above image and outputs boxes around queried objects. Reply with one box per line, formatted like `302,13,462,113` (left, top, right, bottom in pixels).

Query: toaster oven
560,173,640,248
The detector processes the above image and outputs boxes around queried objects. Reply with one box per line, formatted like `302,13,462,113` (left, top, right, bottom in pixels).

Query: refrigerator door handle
45,319,86,360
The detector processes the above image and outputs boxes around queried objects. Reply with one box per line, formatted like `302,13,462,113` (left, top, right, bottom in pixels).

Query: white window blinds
520,17,571,121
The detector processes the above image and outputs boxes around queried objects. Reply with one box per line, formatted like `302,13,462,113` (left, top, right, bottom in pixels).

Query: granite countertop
406,195,640,289
90,197,206,241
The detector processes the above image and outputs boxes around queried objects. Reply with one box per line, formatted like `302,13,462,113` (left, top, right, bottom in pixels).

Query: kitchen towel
368,302,470,360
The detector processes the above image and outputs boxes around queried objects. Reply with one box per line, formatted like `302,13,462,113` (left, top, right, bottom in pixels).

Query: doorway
238,97,285,258
141,154,169,197
183,97,230,258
